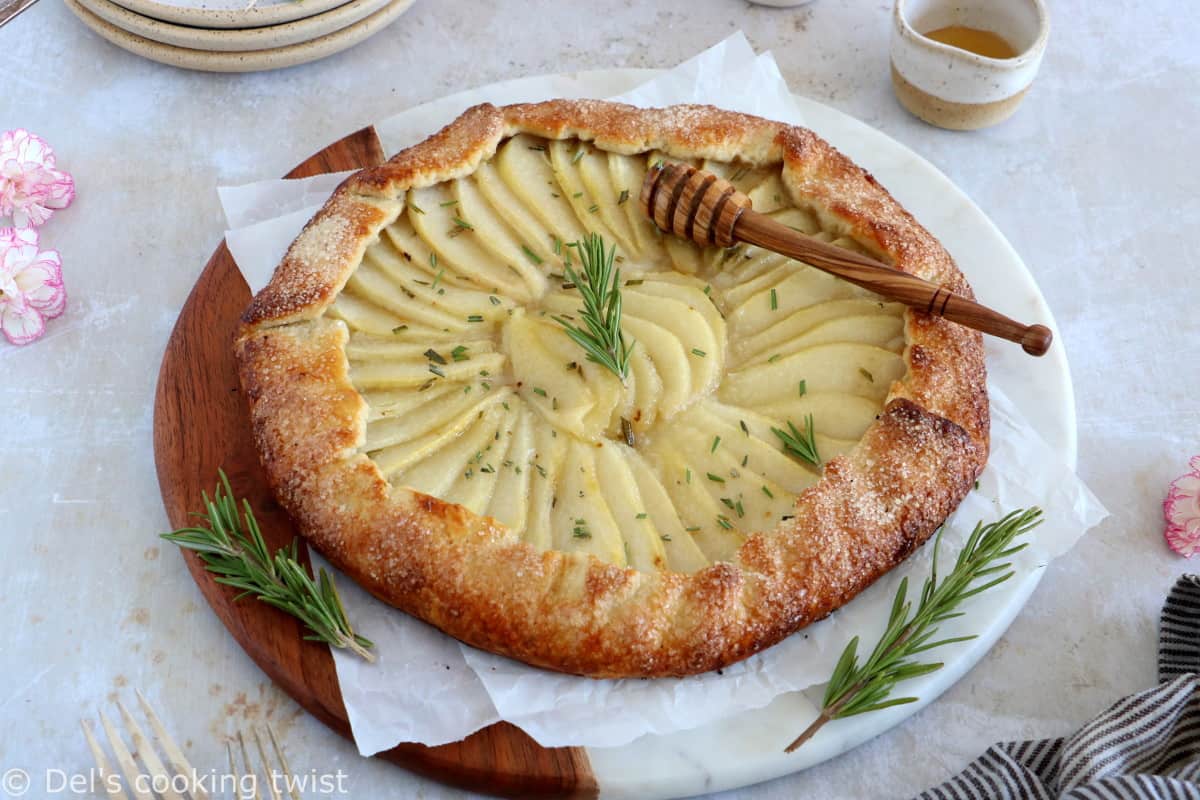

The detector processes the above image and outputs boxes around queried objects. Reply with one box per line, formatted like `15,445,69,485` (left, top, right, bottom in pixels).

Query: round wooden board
152,127,597,799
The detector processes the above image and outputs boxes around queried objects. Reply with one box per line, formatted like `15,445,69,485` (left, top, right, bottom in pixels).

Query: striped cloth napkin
917,575,1200,799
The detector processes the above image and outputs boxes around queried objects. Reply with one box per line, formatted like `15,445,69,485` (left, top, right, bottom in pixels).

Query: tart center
331,134,907,574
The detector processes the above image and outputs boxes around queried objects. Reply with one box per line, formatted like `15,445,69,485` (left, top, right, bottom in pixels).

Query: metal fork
82,690,302,800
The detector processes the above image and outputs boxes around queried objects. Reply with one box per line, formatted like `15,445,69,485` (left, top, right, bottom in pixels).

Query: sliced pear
549,441,625,565
687,401,820,494
409,183,532,301
608,151,666,262
472,161,562,266
346,258,470,332
524,419,568,551
450,175,547,299
593,441,669,572
383,215,478,289
625,450,709,572
646,445,745,563
622,289,722,398
727,266,867,338
719,343,905,406
756,392,884,442
346,335,495,362
328,291,411,336
503,310,603,437
486,403,535,533
745,172,789,214
396,401,510,498
444,404,518,515
362,381,460,423
495,135,587,247
365,385,511,451
372,389,510,479
350,352,507,390
735,299,904,365
366,239,515,320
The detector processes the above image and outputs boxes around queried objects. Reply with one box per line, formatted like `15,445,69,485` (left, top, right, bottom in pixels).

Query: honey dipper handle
639,162,1052,356
734,212,1052,356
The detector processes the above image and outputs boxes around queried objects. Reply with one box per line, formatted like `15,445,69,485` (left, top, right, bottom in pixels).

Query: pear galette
235,100,988,678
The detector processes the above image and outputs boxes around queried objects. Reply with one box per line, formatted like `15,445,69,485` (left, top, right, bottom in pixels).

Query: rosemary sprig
551,232,635,381
161,471,375,662
784,507,1043,753
772,414,821,467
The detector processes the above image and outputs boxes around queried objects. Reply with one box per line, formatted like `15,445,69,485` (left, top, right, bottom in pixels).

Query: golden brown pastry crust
236,100,989,678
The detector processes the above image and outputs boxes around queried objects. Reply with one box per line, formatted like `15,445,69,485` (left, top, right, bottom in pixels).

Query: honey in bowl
922,25,1018,59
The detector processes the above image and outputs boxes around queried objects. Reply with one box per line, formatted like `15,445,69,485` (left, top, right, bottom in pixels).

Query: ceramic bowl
890,0,1050,130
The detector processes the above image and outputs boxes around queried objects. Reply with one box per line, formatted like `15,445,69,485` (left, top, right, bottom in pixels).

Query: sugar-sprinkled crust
236,100,988,678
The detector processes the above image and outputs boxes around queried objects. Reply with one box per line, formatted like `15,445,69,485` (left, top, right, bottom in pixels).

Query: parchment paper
218,32,1107,755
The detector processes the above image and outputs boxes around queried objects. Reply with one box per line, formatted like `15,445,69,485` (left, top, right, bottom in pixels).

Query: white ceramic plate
65,0,414,72
106,0,351,30
75,0,394,52
373,69,1075,798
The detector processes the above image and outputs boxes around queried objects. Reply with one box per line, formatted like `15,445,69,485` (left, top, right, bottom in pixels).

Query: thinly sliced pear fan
719,343,905,406
371,389,512,479
688,401,820,492
485,404,536,533
472,163,561,266
756,392,884,441
443,404,519,515
735,299,905,365
395,401,511,499
550,441,626,565
333,136,908,575
450,175,548,298
495,135,587,247
364,384,510,451
625,451,709,572
727,266,869,338
647,446,745,563
593,442,669,572
409,184,533,302
524,420,568,551
350,352,507,390
366,239,516,319
607,152,666,260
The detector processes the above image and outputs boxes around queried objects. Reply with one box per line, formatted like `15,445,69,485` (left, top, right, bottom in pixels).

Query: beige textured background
2,1,1197,797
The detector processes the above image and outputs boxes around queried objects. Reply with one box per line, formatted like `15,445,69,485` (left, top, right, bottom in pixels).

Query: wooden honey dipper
639,162,1052,356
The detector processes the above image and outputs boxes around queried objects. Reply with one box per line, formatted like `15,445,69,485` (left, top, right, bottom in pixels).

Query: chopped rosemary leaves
621,417,636,447
409,201,425,214
532,387,548,397
489,295,501,305
572,147,586,164
636,513,648,519
452,216,473,231
587,203,600,214
706,472,726,483
467,314,484,323
859,367,875,383
740,420,750,435
716,515,734,530
761,485,774,498
391,325,408,335
768,353,782,363
798,379,807,397
521,244,543,265
450,345,470,362
424,348,447,365
770,287,779,310
428,364,446,378
692,348,707,357
617,189,630,205
711,436,721,453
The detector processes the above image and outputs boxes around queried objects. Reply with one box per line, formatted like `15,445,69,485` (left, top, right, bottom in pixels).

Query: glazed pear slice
575,146,640,256
408,184,533,302
547,141,624,250
757,315,906,362
727,267,866,338
647,445,744,563
622,289,722,398
364,383,510,451
504,309,607,438
329,290,426,337
756,392,885,442
345,335,496,362
719,343,904,407
495,135,587,248
593,441,669,572
346,259,468,332
550,441,625,565
444,404,519,515
350,351,507,391
485,403,536,533
608,151,665,261
624,450,709,573
689,401,821,493
383,215,479,289
450,175,548,299
618,343,664,437
524,417,568,551
734,299,904,365
363,381,461,423
397,401,511,499
745,172,789,214
371,388,512,479
472,162,562,265
366,239,516,320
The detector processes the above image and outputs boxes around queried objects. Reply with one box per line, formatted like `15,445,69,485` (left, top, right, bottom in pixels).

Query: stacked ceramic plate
65,0,416,72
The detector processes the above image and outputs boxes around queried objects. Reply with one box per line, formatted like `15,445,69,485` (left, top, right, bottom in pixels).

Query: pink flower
1165,456,1200,557
0,227,66,345
0,129,76,228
